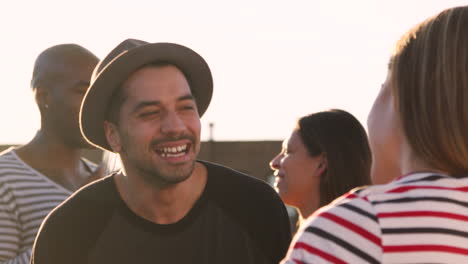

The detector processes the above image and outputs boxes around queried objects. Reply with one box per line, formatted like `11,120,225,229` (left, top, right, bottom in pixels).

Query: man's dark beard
119,127,199,188
139,160,196,188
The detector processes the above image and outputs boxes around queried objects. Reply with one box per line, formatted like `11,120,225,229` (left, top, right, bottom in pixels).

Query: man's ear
35,86,50,111
104,121,122,153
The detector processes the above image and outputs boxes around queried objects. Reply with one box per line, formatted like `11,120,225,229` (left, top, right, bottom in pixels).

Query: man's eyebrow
178,94,195,102
131,101,161,114
131,94,195,114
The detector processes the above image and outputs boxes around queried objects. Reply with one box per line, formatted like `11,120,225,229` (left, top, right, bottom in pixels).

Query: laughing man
31,39,291,264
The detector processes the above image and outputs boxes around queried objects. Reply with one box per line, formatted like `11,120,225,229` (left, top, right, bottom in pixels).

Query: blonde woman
282,6,468,263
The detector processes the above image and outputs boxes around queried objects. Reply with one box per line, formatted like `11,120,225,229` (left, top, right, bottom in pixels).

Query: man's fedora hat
80,39,213,151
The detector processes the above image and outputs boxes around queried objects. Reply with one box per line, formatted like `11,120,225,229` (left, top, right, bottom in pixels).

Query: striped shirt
281,172,468,264
0,148,94,264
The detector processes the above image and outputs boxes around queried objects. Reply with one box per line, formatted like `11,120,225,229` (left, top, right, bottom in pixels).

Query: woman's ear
104,121,122,153
315,154,328,176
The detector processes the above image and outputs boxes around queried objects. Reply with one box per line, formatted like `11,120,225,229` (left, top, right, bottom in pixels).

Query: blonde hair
391,6,468,176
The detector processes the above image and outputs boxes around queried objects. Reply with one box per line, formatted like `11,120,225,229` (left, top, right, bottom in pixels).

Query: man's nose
161,111,186,136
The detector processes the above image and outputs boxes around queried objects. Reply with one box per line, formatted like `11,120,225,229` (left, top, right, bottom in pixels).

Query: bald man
0,44,102,263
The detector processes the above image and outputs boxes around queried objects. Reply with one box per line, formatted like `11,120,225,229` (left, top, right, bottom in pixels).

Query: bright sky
1,0,466,144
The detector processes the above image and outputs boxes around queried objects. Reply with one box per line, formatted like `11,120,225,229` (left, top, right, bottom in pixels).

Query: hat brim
80,42,213,152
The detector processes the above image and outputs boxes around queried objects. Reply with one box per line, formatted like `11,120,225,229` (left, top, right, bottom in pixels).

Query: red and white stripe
282,172,468,264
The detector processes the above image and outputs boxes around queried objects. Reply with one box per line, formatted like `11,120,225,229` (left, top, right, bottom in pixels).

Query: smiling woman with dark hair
270,109,371,224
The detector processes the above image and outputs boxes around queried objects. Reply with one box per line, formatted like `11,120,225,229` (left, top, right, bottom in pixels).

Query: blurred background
2,0,464,233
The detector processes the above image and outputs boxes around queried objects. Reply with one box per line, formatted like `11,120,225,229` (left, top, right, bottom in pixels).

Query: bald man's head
31,44,98,90
32,44,99,148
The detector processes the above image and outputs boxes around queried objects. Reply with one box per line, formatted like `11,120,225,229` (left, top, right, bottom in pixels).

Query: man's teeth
159,144,188,157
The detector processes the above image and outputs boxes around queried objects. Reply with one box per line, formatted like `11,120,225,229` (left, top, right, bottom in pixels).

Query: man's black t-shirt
31,161,291,264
